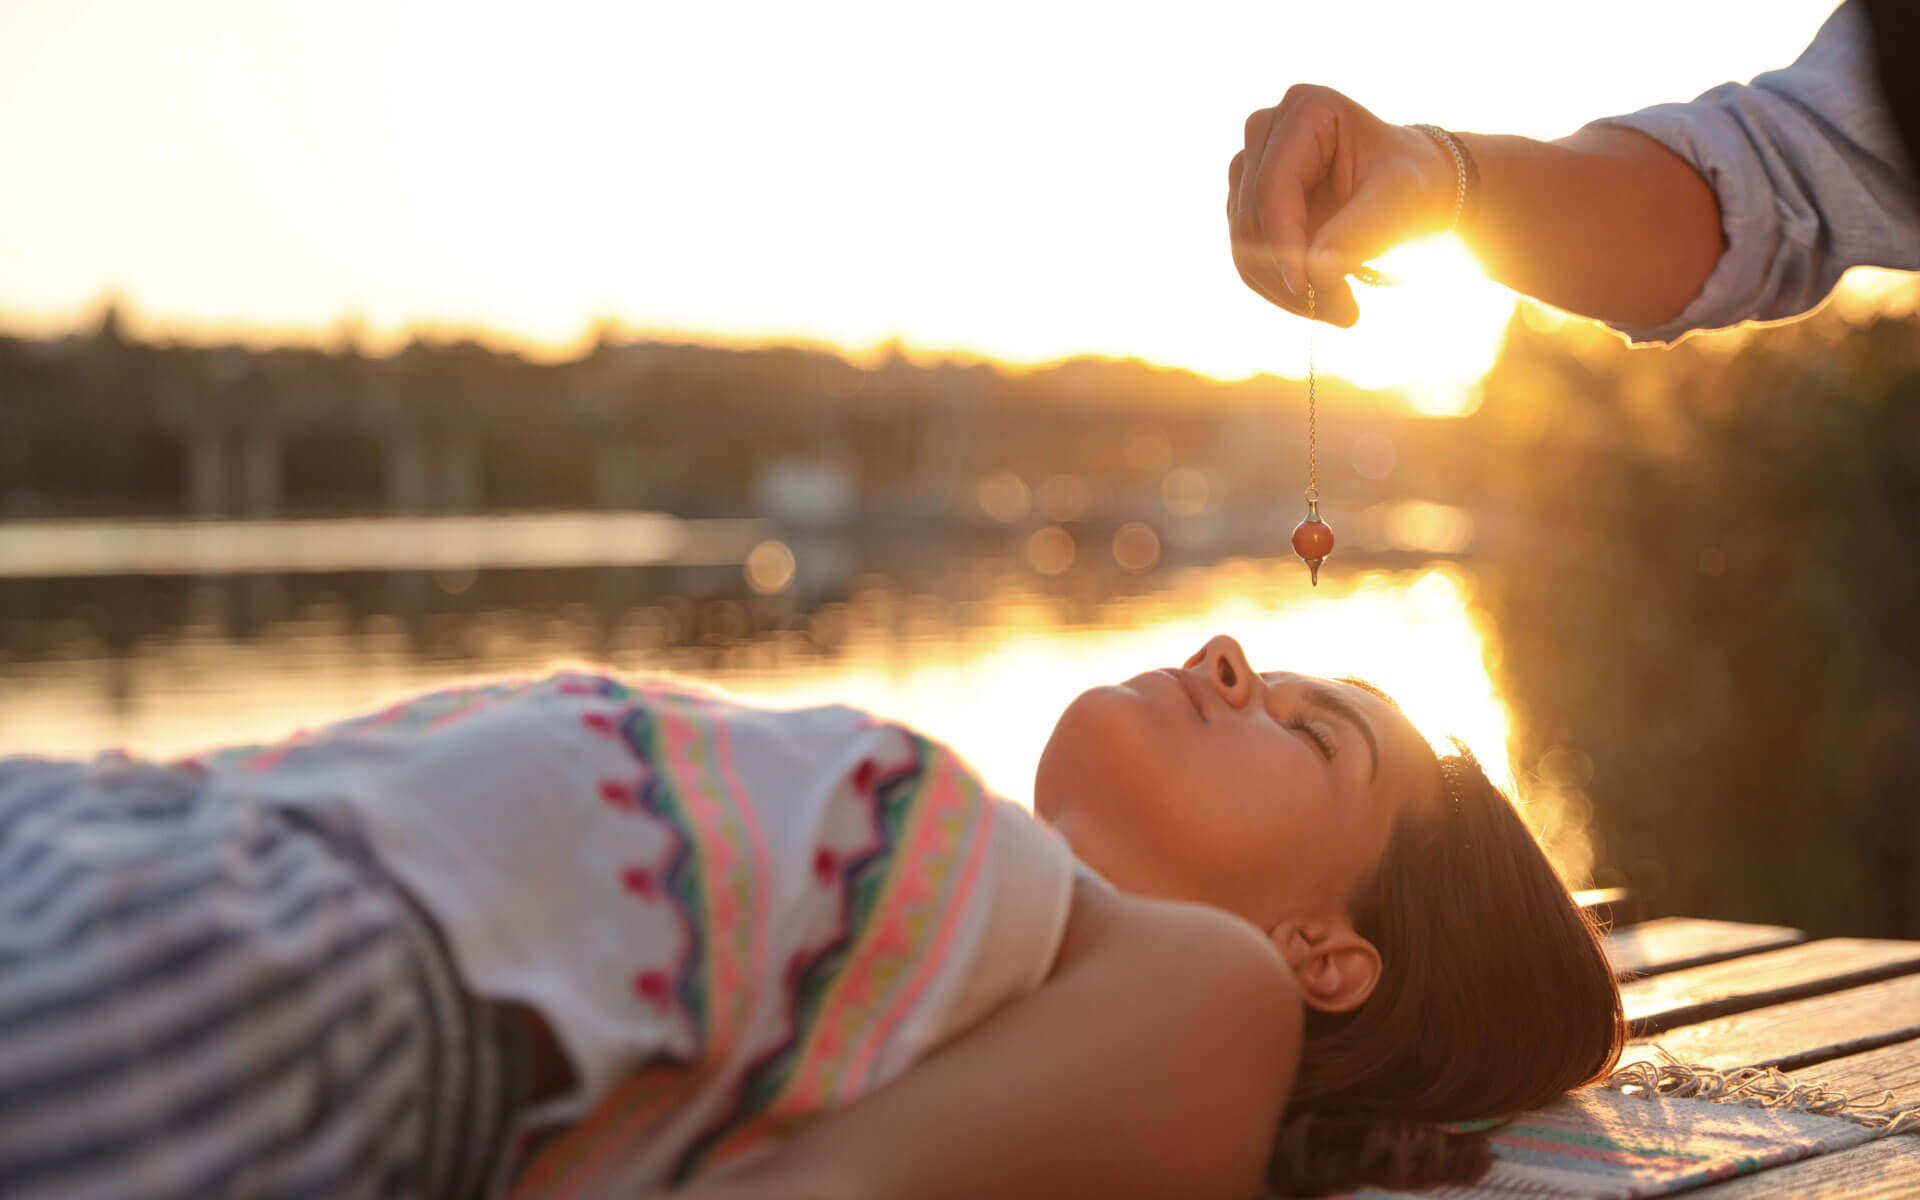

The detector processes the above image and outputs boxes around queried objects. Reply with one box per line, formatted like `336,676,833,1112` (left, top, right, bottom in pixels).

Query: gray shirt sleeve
1583,0,1920,346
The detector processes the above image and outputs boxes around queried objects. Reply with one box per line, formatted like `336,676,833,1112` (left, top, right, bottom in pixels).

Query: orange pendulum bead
1292,496,1334,586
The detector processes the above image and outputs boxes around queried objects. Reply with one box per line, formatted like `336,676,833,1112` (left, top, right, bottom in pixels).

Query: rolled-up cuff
1583,102,1781,347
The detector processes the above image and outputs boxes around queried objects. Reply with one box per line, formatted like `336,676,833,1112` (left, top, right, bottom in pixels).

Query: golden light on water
0,561,1591,883
631,567,1517,802
730,563,1588,879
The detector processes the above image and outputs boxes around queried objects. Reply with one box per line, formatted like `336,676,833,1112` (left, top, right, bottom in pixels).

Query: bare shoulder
1051,880,1301,1041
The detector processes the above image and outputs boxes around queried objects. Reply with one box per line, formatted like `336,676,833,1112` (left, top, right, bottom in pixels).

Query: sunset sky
1,1,1846,403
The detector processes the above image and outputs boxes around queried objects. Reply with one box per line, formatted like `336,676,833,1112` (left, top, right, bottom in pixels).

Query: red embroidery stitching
582,712,619,738
622,865,659,899
633,969,671,1008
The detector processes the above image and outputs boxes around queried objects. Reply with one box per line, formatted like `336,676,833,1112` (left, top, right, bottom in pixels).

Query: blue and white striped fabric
0,752,526,1199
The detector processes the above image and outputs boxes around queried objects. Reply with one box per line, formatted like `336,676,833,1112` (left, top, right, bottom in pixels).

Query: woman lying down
0,634,1623,1199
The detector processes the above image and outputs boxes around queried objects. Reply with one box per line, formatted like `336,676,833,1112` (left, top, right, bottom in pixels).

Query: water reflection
0,557,1592,885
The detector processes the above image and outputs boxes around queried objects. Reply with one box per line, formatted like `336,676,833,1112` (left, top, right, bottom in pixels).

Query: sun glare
1327,235,1514,413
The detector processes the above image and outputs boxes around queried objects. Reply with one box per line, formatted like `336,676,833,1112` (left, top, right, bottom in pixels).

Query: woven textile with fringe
1310,1058,1919,1199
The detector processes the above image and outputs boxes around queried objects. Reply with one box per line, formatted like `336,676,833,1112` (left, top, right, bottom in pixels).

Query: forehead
1262,671,1425,758
1260,670,1391,709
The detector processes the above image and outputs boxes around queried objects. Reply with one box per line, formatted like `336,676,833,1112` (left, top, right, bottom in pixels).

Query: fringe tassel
1602,1058,1920,1136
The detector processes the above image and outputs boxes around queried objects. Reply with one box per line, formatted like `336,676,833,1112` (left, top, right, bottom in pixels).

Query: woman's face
1035,633,1441,933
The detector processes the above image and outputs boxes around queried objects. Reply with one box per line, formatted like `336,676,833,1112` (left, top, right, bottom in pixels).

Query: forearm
1458,124,1725,329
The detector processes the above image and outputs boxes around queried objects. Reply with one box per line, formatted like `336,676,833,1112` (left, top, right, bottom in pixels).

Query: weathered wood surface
1627,973,1920,1071
1783,1037,1920,1108
1621,938,1920,1035
1680,1136,1920,1198
1605,916,1805,981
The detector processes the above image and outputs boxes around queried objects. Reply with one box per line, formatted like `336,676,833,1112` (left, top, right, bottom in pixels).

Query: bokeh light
1026,526,1077,575
744,538,797,594
976,472,1031,524
1111,522,1162,572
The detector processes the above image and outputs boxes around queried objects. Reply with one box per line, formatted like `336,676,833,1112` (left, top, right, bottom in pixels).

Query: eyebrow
1304,684,1380,784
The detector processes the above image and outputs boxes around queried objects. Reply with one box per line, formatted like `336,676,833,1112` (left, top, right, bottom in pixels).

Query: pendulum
1292,496,1333,586
1290,283,1335,585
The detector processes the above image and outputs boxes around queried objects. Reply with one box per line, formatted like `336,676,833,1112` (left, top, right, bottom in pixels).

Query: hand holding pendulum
1292,284,1335,586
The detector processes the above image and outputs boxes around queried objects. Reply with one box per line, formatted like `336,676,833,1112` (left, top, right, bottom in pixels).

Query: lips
1157,668,1209,721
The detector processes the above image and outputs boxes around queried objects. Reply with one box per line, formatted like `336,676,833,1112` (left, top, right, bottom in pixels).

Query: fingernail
1279,261,1301,297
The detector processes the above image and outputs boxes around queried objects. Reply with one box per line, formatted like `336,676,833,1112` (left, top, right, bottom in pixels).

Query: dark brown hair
1266,738,1625,1194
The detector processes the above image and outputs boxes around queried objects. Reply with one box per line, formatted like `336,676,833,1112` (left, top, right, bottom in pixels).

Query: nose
1187,634,1257,709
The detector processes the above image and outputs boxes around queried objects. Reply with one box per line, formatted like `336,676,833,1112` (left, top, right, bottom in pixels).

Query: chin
1033,681,1165,836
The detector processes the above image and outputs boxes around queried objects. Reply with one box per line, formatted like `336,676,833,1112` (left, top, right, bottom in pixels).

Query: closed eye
1287,717,1336,762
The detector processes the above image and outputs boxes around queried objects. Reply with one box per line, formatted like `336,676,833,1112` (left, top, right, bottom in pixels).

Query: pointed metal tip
1307,558,1322,586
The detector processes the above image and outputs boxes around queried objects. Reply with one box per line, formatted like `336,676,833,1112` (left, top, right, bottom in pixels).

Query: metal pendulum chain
1307,286,1317,502
1290,284,1335,585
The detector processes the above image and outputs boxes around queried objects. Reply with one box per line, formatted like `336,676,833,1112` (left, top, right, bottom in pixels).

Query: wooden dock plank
1679,1137,1920,1198
1782,1038,1920,1107
1621,939,1920,1035
1626,974,1920,1071
1605,917,1805,980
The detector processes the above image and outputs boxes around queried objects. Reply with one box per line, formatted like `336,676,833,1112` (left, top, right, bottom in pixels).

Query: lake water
0,516,1594,884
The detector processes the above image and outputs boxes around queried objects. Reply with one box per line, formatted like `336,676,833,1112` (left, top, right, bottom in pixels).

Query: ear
1269,918,1383,1014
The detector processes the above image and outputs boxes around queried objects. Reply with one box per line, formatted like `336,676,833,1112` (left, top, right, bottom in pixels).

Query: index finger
1232,107,1303,306
1229,148,1309,317
1245,103,1337,305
